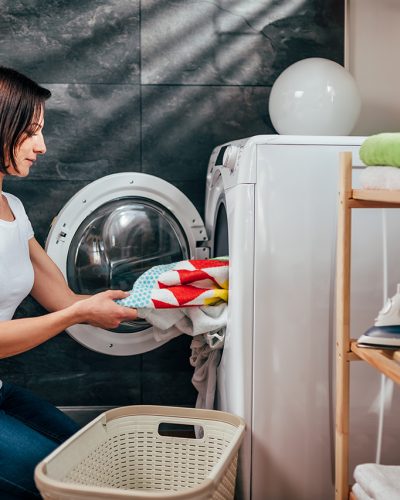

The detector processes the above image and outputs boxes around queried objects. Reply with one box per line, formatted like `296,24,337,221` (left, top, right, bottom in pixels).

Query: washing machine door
46,173,208,356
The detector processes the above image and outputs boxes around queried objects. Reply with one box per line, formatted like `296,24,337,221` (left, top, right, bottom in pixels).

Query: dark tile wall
0,0,344,410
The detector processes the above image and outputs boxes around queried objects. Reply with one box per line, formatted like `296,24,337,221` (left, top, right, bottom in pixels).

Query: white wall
346,0,400,135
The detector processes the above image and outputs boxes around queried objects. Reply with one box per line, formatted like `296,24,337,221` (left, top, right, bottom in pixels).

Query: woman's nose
34,133,46,155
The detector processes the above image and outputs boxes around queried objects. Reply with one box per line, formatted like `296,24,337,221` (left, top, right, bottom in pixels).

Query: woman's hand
71,290,138,329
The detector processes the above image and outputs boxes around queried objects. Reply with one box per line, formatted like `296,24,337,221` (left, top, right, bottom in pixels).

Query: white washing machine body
46,172,208,356
206,135,400,500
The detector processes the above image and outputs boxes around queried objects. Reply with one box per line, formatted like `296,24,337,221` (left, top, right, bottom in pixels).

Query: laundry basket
34,405,245,500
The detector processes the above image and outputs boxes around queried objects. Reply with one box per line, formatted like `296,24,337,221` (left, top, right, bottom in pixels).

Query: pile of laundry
117,258,229,409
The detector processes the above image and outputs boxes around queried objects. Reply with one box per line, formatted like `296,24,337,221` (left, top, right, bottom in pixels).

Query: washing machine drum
46,173,208,356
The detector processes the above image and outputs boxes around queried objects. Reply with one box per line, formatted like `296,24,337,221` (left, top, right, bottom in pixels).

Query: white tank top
0,192,34,321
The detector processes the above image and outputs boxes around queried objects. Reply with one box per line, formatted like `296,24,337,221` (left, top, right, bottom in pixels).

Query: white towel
138,303,227,342
353,482,373,500
360,166,400,190
354,463,400,500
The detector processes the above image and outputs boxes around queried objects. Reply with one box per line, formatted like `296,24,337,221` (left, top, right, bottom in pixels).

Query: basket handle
157,421,204,439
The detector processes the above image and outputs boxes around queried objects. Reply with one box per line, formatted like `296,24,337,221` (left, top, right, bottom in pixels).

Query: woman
0,66,138,498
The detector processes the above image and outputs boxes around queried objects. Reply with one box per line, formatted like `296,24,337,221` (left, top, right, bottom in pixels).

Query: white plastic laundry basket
34,405,245,500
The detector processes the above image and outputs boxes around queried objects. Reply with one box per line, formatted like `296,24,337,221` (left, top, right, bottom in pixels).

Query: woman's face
6,107,46,177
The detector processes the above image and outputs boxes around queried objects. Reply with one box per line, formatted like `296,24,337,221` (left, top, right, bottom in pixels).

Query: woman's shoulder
3,192,26,212
4,191,21,203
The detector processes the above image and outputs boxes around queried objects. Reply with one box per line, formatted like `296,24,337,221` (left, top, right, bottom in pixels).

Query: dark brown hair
0,67,51,174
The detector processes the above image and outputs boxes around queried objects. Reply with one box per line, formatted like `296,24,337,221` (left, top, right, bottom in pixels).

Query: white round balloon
268,58,361,135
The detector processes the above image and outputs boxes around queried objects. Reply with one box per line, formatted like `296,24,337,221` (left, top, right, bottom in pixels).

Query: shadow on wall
142,0,343,85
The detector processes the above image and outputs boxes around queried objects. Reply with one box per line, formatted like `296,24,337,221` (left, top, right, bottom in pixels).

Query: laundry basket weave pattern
35,406,245,500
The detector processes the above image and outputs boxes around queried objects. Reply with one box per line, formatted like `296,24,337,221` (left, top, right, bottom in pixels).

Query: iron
357,284,400,347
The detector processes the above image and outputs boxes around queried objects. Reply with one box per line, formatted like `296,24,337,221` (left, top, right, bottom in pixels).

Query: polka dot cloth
117,263,175,309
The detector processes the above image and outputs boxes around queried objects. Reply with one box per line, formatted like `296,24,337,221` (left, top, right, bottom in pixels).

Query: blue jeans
0,382,80,499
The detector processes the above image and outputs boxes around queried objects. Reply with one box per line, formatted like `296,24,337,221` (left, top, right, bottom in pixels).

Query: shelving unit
335,151,400,500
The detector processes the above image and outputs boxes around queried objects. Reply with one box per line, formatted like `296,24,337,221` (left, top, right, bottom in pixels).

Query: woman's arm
29,237,84,310
0,289,138,358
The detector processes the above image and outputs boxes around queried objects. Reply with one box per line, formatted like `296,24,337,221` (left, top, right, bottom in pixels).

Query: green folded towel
360,133,400,167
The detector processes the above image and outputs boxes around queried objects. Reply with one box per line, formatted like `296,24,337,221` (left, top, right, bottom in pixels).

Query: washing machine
46,173,209,355
47,135,400,500
206,135,400,500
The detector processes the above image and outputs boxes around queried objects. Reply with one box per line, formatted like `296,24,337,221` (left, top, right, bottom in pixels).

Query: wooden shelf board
351,342,400,384
352,189,400,204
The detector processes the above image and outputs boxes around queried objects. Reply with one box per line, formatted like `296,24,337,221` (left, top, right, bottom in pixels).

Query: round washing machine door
46,173,208,356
